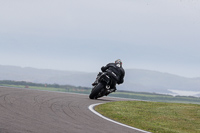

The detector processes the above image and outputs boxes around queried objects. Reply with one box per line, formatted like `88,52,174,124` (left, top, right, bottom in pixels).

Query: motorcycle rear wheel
89,83,104,99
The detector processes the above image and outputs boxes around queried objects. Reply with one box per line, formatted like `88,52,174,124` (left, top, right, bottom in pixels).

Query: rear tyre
89,83,104,99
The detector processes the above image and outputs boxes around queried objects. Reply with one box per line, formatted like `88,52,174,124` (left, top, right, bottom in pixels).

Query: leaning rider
92,59,125,94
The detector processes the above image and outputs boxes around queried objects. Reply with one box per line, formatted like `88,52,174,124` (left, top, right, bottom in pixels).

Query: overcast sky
0,0,200,78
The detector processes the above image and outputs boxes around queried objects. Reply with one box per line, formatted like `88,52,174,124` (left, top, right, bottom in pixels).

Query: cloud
0,0,200,77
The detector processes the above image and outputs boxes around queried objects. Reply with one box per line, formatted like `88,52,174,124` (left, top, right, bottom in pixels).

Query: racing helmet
115,59,122,67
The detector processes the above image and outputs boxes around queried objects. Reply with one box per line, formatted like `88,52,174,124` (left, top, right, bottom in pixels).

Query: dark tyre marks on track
0,87,144,133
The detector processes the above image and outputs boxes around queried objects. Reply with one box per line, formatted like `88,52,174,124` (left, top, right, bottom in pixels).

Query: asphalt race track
0,87,146,133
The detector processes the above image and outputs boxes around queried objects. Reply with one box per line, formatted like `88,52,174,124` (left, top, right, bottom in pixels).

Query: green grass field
95,101,200,133
0,84,67,92
0,84,92,94
109,91,200,104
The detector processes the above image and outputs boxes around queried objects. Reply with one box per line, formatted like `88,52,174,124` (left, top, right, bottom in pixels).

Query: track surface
0,87,144,133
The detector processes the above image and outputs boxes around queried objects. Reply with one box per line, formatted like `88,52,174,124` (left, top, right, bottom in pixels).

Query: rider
92,59,125,94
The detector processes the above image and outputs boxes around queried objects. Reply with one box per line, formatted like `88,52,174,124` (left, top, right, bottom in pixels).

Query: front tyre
89,83,104,99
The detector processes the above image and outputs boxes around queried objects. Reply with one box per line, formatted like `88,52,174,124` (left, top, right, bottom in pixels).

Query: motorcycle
89,72,115,99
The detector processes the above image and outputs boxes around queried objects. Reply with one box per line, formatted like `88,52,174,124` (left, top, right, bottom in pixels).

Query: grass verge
1,83,200,104
95,101,200,133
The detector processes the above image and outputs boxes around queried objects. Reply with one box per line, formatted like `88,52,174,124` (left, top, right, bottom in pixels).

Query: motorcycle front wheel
89,83,104,99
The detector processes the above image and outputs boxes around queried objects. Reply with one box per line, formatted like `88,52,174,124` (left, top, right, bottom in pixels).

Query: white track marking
88,103,151,133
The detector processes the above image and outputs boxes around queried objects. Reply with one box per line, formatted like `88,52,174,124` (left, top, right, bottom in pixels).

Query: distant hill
0,65,95,87
124,69,200,93
0,65,200,95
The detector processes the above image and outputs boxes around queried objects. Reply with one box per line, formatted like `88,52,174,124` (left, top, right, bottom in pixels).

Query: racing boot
92,80,98,86
110,88,116,92
105,87,117,96
92,72,102,86
110,85,117,93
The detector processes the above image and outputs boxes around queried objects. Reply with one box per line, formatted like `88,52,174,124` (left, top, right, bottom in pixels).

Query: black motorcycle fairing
99,72,111,85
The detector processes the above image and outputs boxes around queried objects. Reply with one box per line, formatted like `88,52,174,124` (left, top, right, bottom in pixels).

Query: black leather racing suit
101,63,125,90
